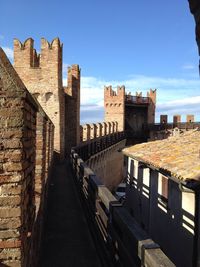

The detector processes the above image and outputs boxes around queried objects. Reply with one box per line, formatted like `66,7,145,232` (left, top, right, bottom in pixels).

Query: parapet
80,121,118,143
124,89,156,105
160,114,196,123
147,89,157,104
104,85,125,98
41,37,62,49
14,37,63,68
65,64,81,97
14,37,34,50
67,64,81,78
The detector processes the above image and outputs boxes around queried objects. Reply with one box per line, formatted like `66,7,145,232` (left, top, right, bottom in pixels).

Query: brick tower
64,64,81,155
104,86,125,131
147,89,156,124
13,38,65,156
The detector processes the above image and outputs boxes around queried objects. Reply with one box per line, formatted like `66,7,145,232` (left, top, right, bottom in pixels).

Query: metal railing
125,95,149,104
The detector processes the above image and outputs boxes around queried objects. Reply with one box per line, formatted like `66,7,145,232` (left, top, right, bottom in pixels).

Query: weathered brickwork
147,89,156,124
104,86,125,132
0,47,54,266
149,114,198,141
80,121,118,142
104,86,156,138
64,65,80,155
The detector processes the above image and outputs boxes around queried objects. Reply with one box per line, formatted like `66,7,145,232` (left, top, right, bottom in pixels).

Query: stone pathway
39,161,102,267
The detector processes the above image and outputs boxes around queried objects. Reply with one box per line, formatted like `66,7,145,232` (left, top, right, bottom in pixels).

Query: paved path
39,161,102,267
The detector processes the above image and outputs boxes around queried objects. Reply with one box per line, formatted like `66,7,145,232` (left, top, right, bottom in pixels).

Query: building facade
123,130,200,267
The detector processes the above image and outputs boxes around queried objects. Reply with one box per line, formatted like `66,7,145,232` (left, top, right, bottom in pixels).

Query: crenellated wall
80,121,118,143
148,114,200,141
0,47,54,266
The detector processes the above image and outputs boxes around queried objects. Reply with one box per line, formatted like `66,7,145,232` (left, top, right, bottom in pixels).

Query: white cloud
182,64,195,70
80,74,200,104
63,78,67,86
62,63,69,77
2,46,13,61
78,74,200,123
156,95,200,122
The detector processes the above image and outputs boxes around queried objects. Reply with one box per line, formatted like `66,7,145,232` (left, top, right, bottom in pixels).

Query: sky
0,0,200,123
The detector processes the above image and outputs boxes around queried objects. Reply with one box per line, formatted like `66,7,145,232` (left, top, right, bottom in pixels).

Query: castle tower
64,64,80,155
104,86,125,131
13,38,64,156
147,89,156,124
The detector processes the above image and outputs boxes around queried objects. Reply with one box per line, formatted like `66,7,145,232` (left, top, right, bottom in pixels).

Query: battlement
80,121,118,142
147,88,157,104
159,114,196,124
66,64,81,97
41,37,62,49
14,37,62,68
125,88,157,105
104,85,125,98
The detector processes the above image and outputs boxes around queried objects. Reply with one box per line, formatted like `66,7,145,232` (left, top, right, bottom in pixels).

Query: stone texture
104,85,125,132
64,65,80,155
0,46,55,267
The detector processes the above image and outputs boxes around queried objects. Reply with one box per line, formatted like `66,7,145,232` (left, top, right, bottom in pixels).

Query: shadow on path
39,161,102,267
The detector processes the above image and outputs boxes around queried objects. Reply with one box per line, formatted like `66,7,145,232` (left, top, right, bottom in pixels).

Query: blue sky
1,0,200,123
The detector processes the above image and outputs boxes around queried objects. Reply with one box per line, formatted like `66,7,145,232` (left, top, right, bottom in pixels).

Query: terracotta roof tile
123,130,200,181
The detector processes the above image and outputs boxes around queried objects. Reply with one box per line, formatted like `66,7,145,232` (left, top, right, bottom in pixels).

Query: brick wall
64,65,80,155
104,86,125,132
86,140,126,190
80,121,118,143
147,89,156,124
0,47,54,266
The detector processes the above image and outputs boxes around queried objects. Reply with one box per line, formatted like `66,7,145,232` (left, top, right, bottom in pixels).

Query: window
158,174,168,203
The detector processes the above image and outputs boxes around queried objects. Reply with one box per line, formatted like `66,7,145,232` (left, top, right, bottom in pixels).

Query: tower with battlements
104,86,156,143
13,37,80,157
104,85,125,132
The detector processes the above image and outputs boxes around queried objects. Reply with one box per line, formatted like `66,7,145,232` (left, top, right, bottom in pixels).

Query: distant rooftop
123,129,200,182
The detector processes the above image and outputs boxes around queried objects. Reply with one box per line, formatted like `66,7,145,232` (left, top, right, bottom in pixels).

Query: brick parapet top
80,121,118,128
14,37,63,50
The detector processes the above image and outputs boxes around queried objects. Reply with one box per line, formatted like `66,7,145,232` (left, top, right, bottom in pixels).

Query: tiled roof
123,130,200,182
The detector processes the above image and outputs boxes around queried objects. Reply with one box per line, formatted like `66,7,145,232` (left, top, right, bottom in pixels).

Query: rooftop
123,129,200,182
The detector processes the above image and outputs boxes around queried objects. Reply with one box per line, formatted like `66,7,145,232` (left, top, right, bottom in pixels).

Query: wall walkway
39,161,102,267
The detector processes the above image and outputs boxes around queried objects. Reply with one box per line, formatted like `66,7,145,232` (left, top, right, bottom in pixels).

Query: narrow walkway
39,161,102,267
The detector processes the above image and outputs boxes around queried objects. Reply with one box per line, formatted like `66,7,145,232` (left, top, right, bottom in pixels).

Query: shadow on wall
125,159,196,267
86,140,126,190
